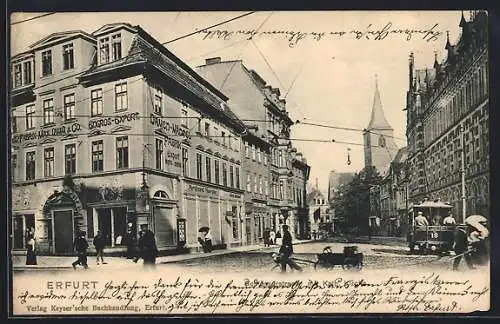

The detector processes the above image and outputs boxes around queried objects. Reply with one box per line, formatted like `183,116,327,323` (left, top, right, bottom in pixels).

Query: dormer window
62,43,74,70
41,50,52,76
99,33,122,65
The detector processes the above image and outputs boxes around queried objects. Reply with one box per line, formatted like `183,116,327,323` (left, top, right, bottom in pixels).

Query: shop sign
150,114,191,139
12,122,82,144
88,112,140,130
185,184,219,198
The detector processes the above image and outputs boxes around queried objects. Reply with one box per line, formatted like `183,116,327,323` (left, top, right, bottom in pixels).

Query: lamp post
460,125,467,223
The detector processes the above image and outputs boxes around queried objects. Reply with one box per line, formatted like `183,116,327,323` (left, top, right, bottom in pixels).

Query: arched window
153,190,168,199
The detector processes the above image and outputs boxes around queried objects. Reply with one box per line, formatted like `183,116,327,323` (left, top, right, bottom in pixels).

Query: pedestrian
25,227,37,265
269,230,276,245
93,230,106,265
443,212,456,225
263,228,270,247
124,223,136,259
72,231,89,270
279,225,302,273
137,224,158,269
198,228,213,253
452,226,475,271
414,212,429,228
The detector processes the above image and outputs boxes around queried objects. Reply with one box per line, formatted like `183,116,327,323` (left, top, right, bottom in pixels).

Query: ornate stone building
405,11,489,223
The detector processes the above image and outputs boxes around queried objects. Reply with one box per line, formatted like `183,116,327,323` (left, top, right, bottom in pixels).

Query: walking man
137,224,158,269
72,231,89,270
93,230,106,265
279,225,303,273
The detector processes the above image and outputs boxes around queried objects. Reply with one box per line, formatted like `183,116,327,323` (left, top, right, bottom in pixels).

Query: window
115,82,127,111
221,131,226,146
245,142,249,158
99,37,110,64
246,174,251,192
92,140,104,172
231,206,239,240
182,147,189,176
197,118,202,133
222,163,228,186
65,144,76,175
14,64,22,87
12,116,17,133
196,153,202,180
43,99,54,125
44,147,54,177
154,86,162,115
252,145,256,160
41,50,52,76
259,175,263,194
156,139,164,170
91,89,103,116
62,43,74,70
204,122,210,137
257,148,261,163
214,160,220,184
254,174,258,193
64,94,75,120
213,127,219,143
235,167,240,189
25,105,35,129
205,156,212,182
26,151,35,180
181,108,188,127
229,165,234,187
23,61,32,84
265,179,269,196
12,154,17,180
264,153,268,165
116,136,129,169
112,34,122,61
228,135,232,150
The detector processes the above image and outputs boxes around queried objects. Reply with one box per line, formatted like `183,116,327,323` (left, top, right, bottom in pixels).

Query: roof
367,78,392,130
92,23,137,36
29,30,95,50
392,146,408,164
307,189,325,203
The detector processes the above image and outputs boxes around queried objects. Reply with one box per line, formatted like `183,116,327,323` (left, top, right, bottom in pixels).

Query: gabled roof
29,30,95,50
11,51,34,62
392,146,408,164
307,189,325,203
92,22,137,36
367,78,393,130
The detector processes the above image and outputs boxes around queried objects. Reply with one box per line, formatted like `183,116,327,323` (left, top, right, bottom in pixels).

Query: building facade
10,23,248,255
306,188,330,238
195,57,310,239
405,11,489,224
363,79,399,176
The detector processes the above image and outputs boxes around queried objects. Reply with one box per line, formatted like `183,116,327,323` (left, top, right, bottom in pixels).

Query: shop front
182,182,244,249
245,201,268,244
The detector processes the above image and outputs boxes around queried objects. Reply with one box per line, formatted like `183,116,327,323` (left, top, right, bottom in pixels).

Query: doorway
53,210,74,254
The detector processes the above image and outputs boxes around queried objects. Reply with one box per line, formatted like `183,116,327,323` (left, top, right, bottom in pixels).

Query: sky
11,11,465,193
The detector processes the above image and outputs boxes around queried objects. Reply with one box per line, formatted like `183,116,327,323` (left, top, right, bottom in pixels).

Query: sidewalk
12,239,314,270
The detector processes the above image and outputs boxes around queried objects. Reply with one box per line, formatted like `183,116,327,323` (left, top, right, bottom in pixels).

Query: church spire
367,75,393,130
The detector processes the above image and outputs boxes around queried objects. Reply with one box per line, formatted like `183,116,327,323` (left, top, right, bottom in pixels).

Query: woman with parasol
198,226,213,253
452,215,489,270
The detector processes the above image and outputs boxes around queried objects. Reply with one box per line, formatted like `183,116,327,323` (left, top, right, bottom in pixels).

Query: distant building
327,170,355,202
405,11,489,223
306,187,330,238
363,78,399,176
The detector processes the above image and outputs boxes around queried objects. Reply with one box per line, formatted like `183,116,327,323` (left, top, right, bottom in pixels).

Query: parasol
198,226,210,233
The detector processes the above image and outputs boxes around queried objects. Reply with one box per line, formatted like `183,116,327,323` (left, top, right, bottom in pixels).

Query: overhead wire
11,13,57,25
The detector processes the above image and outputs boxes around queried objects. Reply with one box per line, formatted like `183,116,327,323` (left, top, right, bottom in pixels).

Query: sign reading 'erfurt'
88,112,140,130
12,122,82,143
150,114,191,139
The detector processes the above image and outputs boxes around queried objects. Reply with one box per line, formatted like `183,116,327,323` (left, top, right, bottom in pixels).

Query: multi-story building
10,23,248,255
405,11,489,223
376,147,408,237
195,57,310,239
306,185,330,238
291,150,310,239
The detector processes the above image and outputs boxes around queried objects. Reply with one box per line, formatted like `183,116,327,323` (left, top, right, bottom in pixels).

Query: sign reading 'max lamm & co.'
12,122,82,144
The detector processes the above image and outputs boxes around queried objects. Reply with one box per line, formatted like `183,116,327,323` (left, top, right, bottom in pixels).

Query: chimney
205,57,222,65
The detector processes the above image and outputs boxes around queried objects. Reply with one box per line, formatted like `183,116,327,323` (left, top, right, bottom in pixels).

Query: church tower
363,77,399,175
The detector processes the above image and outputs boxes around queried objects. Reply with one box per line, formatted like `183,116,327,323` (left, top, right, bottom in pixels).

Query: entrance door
245,218,252,245
53,210,74,254
98,209,112,246
155,207,175,246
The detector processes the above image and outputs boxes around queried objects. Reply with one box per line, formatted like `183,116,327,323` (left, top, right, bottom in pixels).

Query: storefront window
97,207,127,246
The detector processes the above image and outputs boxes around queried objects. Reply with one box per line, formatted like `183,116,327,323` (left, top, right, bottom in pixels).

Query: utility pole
460,125,467,223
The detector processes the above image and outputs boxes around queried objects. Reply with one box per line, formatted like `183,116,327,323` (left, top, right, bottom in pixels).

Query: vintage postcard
9,10,490,315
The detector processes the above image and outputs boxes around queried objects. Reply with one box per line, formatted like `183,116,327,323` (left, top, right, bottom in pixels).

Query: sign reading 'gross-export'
88,112,140,130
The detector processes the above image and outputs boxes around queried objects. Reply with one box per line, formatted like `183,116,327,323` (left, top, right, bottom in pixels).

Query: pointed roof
367,77,392,130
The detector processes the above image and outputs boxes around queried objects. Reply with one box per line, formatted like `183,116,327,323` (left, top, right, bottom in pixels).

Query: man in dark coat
138,224,158,268
279,225,302,273
93,230,106,265
452,226,475,271
124,223,136,259
72,231,89,270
